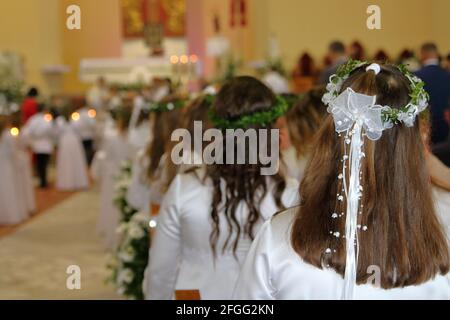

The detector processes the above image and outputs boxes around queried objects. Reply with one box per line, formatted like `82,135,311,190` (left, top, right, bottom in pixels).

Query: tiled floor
0,189,120,299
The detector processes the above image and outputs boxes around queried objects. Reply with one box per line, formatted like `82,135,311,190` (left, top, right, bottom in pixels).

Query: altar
79,56,172,84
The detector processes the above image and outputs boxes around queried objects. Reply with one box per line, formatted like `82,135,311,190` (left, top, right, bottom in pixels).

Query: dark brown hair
207,76,287,256
291,64,449,288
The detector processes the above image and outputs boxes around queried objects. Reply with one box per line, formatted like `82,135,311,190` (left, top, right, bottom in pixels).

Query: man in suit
415,43,450,144
433,104,450,167
318,41,348,85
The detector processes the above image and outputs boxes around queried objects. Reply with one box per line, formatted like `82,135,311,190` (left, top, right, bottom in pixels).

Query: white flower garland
107,161,151,300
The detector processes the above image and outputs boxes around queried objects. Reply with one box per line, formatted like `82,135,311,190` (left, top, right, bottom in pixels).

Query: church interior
0,0,450,301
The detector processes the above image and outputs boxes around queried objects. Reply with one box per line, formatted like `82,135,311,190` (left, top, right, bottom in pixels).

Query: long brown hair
291,64,449,289
145,96,183,181
286,86,328,157
207,76,287,256
164,95,211,189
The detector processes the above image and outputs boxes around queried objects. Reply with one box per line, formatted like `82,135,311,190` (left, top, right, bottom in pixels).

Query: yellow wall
431,0,450,55
0,0,448,92
0,0,62,94
61,0,123,94
259,0,436,68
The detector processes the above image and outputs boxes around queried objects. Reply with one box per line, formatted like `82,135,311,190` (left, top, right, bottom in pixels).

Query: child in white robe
12,128,35,214
96,108,134,250
70,98,97,166
55,116,89,191
0,120,28,224
126,98,183,214
144,78,300,300
21,105,58,188
234,62,450,300
284,87,328,182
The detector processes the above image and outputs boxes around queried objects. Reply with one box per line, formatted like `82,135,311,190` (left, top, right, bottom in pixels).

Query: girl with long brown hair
126,96,184,213
234,62,450,299
145,76,299,300
283,87,328,181
96,105,135,249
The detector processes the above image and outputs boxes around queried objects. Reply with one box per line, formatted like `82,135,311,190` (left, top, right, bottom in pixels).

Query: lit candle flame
170,55,179,64
88,109,96,118
44,114,53,122
10,127,19,137
180,55,189,64
71,112,80,121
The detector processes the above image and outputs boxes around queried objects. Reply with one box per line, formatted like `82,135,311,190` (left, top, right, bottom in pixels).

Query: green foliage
208,95,289,129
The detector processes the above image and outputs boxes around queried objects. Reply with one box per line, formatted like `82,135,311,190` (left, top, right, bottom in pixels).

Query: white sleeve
282,178,300,208
126,157,150,212
144,175,182,300
232,219,276,300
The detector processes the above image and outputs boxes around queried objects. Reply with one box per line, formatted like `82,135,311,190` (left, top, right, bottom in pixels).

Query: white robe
144,170,300,300
55,118,89,191
96,129,134,249
13,133,35,213
126,149,203,213
126,149,152,213
282,147,308,182
233,197,450,300
0,130,28,224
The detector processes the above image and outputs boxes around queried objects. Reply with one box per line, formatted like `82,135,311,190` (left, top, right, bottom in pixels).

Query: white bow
328,88,385,141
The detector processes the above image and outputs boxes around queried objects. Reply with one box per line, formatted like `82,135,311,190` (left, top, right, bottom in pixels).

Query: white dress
96,129,134,249
128,121,151,152
233,204,450,300
126,149,152,213
126,149,174,212
433,187,450,240
13,133,35,213
144,170,300,300
282,147,308,182
0,130,28,224
55,118,89,191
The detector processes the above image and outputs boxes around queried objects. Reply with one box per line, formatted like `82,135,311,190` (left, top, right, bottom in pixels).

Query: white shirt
262,71,290,94
233,202,450,300
144,170,300,300
22,112,57,154
71,107,96,140
423,58,440,67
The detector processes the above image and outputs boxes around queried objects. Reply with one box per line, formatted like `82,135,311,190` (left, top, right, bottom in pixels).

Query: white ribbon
341,121,363,300
366,63,381,75
327,88,385,300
